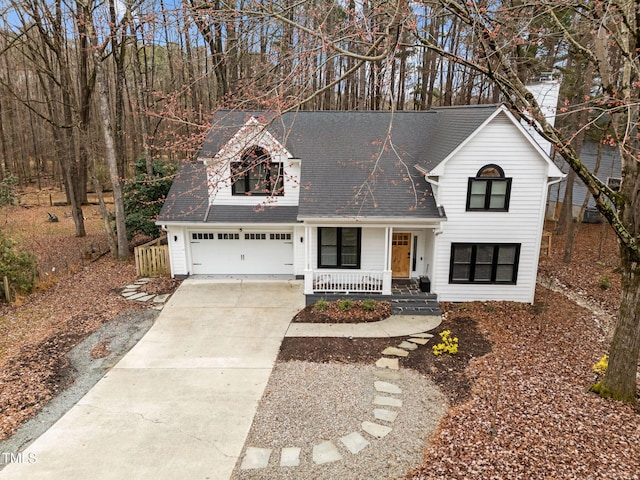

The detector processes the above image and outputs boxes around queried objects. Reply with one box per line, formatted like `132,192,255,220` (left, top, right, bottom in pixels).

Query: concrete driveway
0,279,304,480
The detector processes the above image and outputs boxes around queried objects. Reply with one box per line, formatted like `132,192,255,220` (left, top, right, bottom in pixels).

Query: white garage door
189,230,294,275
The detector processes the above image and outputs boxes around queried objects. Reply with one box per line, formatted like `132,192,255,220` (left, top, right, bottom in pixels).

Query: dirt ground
0,201,638,478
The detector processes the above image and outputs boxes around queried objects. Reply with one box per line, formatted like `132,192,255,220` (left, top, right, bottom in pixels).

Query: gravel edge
0,309,157,466
232,361,448,480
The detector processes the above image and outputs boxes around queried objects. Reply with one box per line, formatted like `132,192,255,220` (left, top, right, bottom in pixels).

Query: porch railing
310,270,385,294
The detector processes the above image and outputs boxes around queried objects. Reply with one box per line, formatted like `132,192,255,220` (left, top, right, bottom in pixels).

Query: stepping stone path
239,331,437,471
119,278,172,309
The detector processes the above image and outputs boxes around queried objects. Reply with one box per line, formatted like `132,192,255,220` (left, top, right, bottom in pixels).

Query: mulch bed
280,315,492,405
291,299,392,323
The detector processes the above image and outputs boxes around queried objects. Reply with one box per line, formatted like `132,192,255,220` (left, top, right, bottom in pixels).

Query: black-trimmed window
318,227,361,269
232,146,283,196
466,164,512,211
449,243,520,284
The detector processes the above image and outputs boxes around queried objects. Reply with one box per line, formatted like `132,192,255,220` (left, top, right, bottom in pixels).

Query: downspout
528,174,566,304
420,170,444,235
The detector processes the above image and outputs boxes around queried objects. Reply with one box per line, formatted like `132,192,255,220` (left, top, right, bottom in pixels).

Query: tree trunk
90,166,118,256
130,23,153,176
60,90,86,237
594,252,640,402
88,21,129,259
556,168,574,235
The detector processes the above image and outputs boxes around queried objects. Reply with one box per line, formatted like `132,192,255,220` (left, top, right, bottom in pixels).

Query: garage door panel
189,230,293,275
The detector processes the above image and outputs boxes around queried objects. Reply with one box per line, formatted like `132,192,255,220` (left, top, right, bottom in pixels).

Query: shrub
314,298,329,311
592,354,608,377
361,299,377,311
0,175,18,207
598,275,612,290
338,298,355,312
432,330,459,355
123,158,177,240
0,231,36,301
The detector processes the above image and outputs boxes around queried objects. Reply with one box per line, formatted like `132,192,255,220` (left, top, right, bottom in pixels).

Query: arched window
466,164,512,211
231,146,283,196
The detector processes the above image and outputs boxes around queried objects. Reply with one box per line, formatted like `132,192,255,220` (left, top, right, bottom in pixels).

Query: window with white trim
607,177,621,192
231,146,283,196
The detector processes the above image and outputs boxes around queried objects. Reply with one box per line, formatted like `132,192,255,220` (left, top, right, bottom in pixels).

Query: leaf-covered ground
1,201,638,478
0,202,148,439
407,222,640,479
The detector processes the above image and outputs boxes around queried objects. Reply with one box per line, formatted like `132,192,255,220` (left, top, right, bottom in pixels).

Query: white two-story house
156,105,564,303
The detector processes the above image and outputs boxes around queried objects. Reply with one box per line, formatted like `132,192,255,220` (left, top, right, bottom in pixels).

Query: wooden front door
391,233,411,278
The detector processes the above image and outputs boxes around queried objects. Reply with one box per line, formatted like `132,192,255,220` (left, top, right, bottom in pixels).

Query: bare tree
415,0,640,403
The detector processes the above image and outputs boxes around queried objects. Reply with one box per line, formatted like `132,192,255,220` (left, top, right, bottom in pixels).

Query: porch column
382,227,392,295
303,225,313,294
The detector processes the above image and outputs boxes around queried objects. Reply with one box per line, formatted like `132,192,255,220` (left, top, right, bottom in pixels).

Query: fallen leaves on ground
406,222,640,480
0,203,164,440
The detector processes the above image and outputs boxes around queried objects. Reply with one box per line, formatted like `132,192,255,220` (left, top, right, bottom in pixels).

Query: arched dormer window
231,146,283,196
466,164,512,211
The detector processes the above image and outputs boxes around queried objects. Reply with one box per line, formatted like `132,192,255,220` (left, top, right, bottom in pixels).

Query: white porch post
382,227,393,295
303,225,313,294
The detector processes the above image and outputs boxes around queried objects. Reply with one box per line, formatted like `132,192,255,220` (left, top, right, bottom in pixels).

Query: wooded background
0,0,576,200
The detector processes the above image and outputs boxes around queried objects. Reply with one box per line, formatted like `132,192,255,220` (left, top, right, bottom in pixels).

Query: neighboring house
157,105,564,303
547,141,621,222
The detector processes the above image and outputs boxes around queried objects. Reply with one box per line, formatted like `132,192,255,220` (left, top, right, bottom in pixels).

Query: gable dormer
202,116,300,207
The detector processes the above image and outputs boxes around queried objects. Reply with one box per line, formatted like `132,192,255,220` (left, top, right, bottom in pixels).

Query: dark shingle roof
205,205,299,223
157,162,208,222
161,106,501,222
426,105,501,169
157,162,299,224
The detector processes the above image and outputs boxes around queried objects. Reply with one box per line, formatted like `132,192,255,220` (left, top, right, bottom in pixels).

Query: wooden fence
134,237,170,277
540,232,552,257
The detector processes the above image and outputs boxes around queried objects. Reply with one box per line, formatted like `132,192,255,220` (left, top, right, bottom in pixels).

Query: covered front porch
304,278,442,315
301,224,440,296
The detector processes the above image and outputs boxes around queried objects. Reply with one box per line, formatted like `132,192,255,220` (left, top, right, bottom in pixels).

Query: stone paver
381,346,409,357
280,447,301,467
127,292,148,300
374,408,398,423
153,294,171,303
373,370,401,381
408,337,429,345
240,447,272,470
340,432,370,454
375,357,399,370
411,333,434,338
374,381,402,395
121,291,138,298
312,441,343,464
135,294,155,302
373,395,403,407
125,284,140,289
398,341,417,350
362,421,392,439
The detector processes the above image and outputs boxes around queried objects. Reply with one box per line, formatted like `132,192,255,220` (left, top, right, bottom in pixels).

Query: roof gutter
414,163,439,188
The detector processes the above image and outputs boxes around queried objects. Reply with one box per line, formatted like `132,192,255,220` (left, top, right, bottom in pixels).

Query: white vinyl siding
204,121,300,207
433,113,549,302
293,226,305,276
308,227,386,270
208,155,300,207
